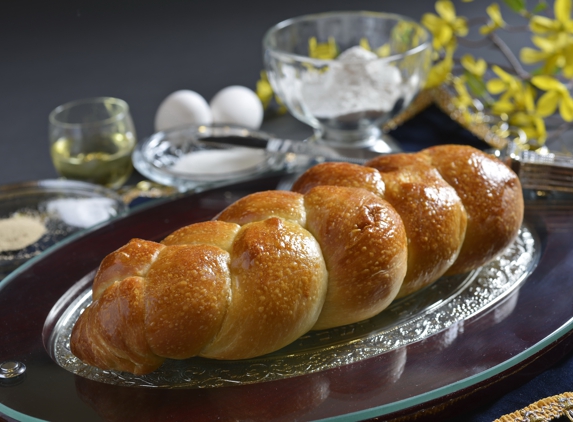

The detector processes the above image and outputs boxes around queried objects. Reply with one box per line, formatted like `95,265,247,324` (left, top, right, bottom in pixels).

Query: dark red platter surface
1,175,573,422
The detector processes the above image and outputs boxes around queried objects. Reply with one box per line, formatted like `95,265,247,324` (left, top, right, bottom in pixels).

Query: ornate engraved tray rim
46,223,539,389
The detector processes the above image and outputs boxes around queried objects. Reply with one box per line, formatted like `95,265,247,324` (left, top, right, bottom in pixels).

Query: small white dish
0,179,128,279
132,124,286,192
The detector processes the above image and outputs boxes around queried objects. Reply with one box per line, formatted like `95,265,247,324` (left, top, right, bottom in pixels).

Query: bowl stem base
306,130,402,161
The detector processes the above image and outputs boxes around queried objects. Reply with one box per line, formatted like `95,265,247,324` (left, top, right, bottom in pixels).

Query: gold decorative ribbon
494,392,573,422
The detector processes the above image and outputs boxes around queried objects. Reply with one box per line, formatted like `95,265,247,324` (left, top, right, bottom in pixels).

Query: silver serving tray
46,224,538,389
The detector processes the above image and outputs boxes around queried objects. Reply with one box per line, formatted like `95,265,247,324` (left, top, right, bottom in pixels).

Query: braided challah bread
70,145,523,375
292,145,524,297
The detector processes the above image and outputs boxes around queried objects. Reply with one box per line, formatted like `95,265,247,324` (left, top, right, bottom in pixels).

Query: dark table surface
2,1,573,421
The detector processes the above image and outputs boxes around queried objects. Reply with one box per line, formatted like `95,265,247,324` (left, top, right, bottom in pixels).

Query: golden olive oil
50,133,135,189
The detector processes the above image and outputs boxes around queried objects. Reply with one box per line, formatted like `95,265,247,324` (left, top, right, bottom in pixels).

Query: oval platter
1,175,573,422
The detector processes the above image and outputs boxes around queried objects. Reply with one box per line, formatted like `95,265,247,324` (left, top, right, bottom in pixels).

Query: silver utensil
192,135,372,166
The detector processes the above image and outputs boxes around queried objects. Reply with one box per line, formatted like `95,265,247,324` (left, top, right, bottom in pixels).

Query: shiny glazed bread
70,145,523,375
293,145,524,297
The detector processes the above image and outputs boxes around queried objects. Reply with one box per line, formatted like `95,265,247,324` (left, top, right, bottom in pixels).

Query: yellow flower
308,37,338,59
531,75,573,121
452,77,474,108
520,35,554,64
490,99,515,114
461,54,487,77
487,66,536,117
490,88,534,115
358,37,391,57
256,71,273,109
451,77,474,124
509,111,547,144
256,70,287,114
422,0,468,50
522,83,537,112
487,70,546,143
425,53,454,88
480,3,506,35
376,44,391,57
521,32,573,76
564,42,573,77
486,65,520,96
530,0,573,37
524,0,573,76
359,38,372,52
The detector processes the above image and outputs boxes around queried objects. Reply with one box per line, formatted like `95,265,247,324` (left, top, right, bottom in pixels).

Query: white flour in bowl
296,46,407,119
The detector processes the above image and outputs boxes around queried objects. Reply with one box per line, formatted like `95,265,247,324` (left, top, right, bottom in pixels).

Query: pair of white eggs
154,86,264,132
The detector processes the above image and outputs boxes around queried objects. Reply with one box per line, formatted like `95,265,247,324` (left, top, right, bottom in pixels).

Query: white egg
210,86,263,129
154,90,212,132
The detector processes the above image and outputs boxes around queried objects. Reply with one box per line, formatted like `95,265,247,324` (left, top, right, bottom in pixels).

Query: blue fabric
446,354,573,421
389,104,490,153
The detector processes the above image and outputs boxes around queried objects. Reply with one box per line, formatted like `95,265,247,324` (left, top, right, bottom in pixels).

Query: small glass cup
49,97,137,190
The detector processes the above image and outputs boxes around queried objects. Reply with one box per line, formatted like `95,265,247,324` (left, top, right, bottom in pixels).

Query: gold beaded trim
494,392,573,422
430,85,509,151
382,88,434,132
382,86,509,151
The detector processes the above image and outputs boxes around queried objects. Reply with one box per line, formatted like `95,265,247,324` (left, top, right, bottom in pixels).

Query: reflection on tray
76,348,407,421
75,292,525,421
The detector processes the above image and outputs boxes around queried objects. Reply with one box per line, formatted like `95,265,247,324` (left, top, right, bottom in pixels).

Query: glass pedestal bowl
263,11,432,154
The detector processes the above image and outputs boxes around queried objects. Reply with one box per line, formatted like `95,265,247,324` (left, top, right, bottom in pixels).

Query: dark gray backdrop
1,0,510,185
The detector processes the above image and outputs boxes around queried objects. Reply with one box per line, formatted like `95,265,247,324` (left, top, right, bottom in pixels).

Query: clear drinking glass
263,11,432,153
48,97,137,190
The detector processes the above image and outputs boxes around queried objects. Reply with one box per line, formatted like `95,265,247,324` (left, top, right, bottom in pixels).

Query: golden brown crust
216,190,306,227
201,217,328,359
92,239,164,300
216,185,408,331
292,162,385,197
144,244,231,359
70,144,524,375
70,276,164,375
303,186,407,329
421,145,524,275
367,153,467,297
161,220,240,252
292,155,469,299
